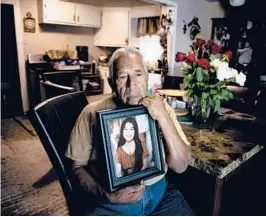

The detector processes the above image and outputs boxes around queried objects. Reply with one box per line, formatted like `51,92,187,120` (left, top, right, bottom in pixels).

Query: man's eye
136,73,142,77
118,75,127,80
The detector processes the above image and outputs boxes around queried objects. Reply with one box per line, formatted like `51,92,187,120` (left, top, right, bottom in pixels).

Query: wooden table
181,123,264,215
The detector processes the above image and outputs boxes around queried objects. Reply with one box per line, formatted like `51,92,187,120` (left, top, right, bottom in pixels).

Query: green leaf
210,89,218,95
186,89,193,97
221,89,234,101
209,54,216,62
228,91,233,99
214,99,221,112
203,70,210,82
196,67,203,82
182,71,187,76
183,74,192,87
202,92,209,99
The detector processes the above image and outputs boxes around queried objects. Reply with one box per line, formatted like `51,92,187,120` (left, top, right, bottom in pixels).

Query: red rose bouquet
175,36,241,122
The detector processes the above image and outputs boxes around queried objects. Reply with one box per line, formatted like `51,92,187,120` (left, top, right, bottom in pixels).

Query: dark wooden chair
28,91,88,215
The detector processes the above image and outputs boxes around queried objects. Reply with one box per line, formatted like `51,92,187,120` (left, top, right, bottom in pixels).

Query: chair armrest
42,81,76,92
41,80,77,99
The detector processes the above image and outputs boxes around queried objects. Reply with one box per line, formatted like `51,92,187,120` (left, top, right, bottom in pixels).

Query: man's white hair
108,47,147,84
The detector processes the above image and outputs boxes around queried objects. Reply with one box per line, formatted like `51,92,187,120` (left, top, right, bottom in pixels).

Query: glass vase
188,95,211,123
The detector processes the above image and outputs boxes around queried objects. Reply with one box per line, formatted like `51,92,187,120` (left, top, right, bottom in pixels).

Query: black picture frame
97,105,165,192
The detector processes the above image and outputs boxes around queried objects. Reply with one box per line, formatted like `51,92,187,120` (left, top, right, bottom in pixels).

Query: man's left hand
139,95,167,120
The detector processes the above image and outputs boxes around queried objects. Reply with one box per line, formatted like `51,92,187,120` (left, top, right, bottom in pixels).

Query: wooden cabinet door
44,0,75,24
76,4,101,27
94,8,130,47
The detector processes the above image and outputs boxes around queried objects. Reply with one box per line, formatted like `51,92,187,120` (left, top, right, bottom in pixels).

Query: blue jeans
86,177,194,216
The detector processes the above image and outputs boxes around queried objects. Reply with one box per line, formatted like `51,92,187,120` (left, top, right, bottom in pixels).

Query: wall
20,0,99,61
172,0,225,76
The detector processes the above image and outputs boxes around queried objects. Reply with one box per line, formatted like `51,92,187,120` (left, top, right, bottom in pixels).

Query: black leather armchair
28,91,88,215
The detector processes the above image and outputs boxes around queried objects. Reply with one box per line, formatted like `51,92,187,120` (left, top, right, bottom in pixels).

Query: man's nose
126,76,137,89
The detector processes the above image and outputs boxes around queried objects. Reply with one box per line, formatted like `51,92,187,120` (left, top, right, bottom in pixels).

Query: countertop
182,123,264,179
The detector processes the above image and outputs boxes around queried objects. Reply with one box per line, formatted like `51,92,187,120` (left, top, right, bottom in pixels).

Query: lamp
229,0,246,6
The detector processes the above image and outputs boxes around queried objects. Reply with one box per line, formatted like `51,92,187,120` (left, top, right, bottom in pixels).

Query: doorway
1,4,23,118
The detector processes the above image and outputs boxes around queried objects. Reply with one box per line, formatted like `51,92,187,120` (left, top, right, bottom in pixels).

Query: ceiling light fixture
229,0,246,7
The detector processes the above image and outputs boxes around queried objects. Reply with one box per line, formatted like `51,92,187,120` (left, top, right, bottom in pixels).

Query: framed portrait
96,106,165,192
211,18,231,51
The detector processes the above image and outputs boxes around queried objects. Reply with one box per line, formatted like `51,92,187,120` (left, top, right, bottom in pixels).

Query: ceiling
61,0,153,7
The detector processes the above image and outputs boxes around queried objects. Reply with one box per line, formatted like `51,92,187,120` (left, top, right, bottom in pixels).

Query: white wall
172,0,225,76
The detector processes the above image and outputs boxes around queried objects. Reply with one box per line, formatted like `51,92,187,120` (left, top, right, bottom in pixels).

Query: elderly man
66,47,193,215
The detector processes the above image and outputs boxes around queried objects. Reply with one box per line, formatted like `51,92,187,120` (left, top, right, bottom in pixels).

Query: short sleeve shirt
65,96,190,185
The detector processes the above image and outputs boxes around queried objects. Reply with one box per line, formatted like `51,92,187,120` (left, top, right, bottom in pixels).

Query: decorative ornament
24,12,36,33
160,9,173,35
183,20,187,35
158,8,173,77
187,16,201,40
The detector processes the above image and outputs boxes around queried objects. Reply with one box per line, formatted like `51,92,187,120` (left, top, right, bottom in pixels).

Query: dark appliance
76,46,88,62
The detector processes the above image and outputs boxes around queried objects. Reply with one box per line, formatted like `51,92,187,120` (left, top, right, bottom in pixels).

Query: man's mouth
126,93,141,100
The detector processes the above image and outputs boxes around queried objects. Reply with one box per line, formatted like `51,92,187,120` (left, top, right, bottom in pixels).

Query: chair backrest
28,91,88,215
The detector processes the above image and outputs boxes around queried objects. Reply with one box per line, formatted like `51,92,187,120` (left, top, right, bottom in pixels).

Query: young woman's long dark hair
118,117,143,175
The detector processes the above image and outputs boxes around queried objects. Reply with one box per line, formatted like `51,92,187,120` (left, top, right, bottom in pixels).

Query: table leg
212,177,225,216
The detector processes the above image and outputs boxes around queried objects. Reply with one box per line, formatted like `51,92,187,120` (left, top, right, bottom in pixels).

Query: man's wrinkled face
114,53,148,105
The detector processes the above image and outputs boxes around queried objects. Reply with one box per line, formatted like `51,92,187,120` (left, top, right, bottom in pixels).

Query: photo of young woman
115,117,150,177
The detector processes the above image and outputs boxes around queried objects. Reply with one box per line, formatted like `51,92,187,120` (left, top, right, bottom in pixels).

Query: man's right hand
104,182,145,204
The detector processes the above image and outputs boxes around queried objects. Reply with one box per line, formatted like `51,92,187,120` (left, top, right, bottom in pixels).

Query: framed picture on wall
211,18,231,50
96,106,164,192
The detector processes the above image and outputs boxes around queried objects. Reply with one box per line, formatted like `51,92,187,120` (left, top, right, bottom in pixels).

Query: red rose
204,40,213,50
191,42,198,50
197,58,210,70
211,44,222,54
196,38,206,47
224,51,232,59
186,53,196,65
175,52,186,62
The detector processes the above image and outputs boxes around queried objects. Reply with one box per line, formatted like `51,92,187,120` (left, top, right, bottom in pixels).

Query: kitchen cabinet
38,0,101,28
94,8,130,47
38,0,76,25
75,4,101,27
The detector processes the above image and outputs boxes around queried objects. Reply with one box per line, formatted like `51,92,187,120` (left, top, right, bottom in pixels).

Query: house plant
175,36,246,122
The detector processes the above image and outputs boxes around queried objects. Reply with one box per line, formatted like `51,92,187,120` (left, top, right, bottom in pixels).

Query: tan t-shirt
65,96,190,185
